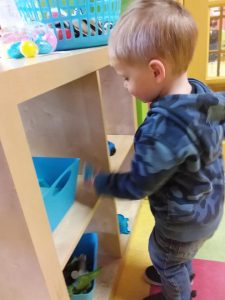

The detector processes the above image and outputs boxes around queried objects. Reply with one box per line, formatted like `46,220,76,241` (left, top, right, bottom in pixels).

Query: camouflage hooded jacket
94,78,225,242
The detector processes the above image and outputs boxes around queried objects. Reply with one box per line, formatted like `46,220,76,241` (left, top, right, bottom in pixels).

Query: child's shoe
144,265,195,286
144,265,161,286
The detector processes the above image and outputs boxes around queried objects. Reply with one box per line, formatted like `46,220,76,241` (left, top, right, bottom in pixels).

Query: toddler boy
92,1,225,299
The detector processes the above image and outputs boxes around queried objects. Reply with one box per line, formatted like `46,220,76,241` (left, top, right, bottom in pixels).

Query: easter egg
43,32,57,51
20,41,39,58
37,40,52,54
7,42,24,59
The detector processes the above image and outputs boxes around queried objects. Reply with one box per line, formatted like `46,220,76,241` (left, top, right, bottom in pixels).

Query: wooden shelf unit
0,46,139,300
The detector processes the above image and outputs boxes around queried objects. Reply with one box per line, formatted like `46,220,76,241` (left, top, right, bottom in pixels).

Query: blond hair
109,0,198,74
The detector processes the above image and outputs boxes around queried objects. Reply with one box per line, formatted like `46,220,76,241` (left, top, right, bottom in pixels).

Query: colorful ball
20,40,39,58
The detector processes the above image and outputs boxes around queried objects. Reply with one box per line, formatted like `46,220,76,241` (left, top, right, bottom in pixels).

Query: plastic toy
36,39,52,55
64,254,87,286
0,22,57,59
47,6,113,40
7,41,23,58
20,40,39,57
117,214,130,234
68,268,101,296
108,140,116,156
42,32,57,50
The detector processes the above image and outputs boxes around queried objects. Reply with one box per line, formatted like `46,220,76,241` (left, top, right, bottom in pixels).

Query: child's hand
78,162,99,207
83,162,97,187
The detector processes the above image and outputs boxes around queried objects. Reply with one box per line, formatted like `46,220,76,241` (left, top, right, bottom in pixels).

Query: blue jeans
149,227,207,300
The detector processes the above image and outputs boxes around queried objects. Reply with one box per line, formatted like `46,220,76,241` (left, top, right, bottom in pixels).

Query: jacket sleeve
94,135,181,199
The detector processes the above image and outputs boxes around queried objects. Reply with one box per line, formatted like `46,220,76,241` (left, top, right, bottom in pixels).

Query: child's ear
148,59,166,83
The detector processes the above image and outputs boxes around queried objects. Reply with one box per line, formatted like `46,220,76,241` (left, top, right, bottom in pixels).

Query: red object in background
56,28,72,40
149,259,225,300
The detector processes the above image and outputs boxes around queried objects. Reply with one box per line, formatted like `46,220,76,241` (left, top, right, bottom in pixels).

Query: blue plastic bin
15,0,121,50
69,232,98,300
32,157,80,231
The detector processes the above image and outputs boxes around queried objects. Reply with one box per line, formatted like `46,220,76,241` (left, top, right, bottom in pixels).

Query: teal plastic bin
15,0,121,50
67,232,98,300
32,157,80,231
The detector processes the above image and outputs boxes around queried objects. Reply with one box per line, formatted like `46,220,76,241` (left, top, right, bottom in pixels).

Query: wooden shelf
54,134,134,269
0,46,108,105
53,196,101,270
0,45,137,300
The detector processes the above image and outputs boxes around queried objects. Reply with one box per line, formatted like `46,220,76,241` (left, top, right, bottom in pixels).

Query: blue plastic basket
69,232,98,300
15,0,121,50
32,157,80,231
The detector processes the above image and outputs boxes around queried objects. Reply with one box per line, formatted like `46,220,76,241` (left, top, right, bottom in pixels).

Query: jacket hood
150,78,225,164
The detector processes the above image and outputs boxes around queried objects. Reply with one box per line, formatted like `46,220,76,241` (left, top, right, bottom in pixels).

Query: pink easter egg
43,32,57,51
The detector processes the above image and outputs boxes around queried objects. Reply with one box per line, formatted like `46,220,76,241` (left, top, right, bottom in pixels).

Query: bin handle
50,164,74,196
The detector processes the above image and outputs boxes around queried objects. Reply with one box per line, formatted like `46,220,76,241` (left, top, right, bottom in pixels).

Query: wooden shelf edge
0,46,109,105
53,198,101,270
94,255,122,300
93,199,142,300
